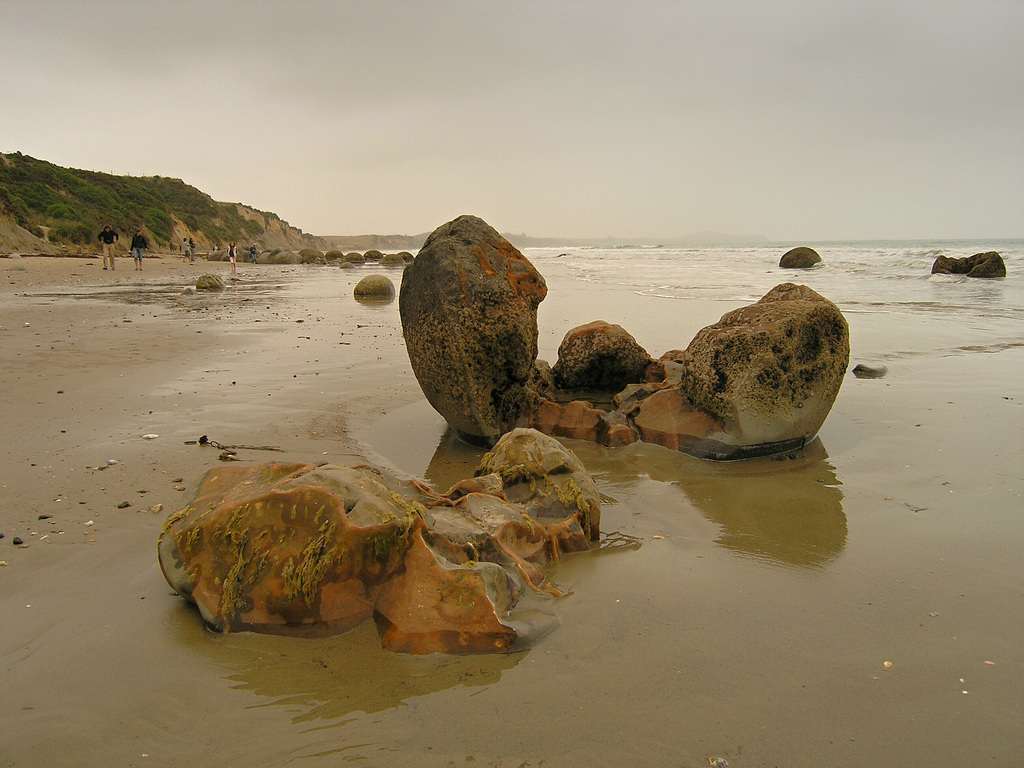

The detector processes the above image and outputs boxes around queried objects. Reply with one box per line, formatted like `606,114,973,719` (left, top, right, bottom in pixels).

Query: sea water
521,240,1024,375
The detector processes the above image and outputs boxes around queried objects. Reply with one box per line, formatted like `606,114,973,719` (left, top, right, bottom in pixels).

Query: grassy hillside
0,152,316,250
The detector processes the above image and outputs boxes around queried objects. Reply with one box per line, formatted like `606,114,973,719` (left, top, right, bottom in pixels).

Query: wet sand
1,253,1021,767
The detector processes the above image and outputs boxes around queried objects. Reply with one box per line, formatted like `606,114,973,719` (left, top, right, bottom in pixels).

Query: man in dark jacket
130,229,148,271
98,226,119,270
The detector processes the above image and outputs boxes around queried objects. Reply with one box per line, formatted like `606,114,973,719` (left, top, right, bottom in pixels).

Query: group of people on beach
181,237,197,264
97,226,147,271
98,226,258,274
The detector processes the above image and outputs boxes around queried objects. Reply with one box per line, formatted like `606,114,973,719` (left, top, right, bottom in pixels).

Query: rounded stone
551,320,653,392
353,274,395,300
195,274,226,291
779,247,822,269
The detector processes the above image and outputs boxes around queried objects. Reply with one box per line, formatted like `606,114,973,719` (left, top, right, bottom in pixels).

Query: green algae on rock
158,429,597,653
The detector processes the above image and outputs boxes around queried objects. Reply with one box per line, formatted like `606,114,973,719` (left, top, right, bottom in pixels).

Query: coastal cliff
0,152,323,254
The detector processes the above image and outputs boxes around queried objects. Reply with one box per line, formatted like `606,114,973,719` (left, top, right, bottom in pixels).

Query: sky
1,0,1022,242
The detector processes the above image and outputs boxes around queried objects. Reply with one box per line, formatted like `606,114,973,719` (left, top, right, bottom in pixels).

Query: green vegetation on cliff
0,152,309,248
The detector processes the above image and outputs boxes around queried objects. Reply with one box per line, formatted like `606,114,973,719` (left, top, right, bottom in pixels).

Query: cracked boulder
158,429,597,653
399,215,547,446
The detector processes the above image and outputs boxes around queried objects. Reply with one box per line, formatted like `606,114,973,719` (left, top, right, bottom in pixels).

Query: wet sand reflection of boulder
567,437,847,568
193,621,522,723
659,440,845,567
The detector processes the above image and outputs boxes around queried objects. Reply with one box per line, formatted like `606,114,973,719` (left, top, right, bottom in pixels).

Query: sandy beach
1,251,1021,767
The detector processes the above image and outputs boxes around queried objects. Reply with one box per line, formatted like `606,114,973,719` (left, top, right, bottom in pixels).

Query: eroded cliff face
0,213,60,255
167,205,325,252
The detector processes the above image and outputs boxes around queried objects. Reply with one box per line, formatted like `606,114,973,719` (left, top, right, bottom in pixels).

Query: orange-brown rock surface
399,215,547,446
531,283,850,460
159,429,599,653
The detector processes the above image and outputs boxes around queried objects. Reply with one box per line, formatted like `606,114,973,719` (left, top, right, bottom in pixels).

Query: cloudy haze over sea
1,0,1022,241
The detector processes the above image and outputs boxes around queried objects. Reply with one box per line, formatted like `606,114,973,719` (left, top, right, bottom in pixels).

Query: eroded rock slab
159,429,596,653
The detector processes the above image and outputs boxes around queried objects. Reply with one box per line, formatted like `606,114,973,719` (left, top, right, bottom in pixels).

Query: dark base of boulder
685,434,810,461
452,427,500,448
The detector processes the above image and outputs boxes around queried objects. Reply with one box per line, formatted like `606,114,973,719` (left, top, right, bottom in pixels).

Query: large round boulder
551,320,653,391
931,251,1005,278
671,283,849,453
400,215,548,445
269,250,300,264
342,252,366,264
353,274,395,301
380,253,407,268
779,246,822,268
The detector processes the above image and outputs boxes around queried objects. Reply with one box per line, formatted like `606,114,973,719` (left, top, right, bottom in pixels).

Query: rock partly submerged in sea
931,251,1005,278
158,428,597,653
779,246,822,269
400,215,548,446
852,363,888,379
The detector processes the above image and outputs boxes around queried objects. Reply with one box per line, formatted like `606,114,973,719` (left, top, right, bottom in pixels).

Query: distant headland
0,151,767,256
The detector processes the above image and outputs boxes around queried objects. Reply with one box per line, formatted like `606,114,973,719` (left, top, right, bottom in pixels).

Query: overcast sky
1,0,1021,241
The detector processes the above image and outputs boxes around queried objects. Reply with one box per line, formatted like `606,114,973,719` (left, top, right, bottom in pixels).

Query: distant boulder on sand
779,246,822,269
353,274,395,301
195,274,225,291
931,251,1005,278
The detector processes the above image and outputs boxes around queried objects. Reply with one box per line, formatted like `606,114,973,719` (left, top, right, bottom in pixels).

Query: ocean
360,238,1023,767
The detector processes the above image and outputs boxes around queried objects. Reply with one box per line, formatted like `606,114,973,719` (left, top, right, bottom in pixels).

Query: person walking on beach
227,240,237,276
249,243,258,264
98,226,119,270
130,229,148,270
182,237,190,263
188,237,196,263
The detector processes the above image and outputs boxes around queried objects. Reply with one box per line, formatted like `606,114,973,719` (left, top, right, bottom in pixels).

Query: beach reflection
179,619,521,724
388,412,846,568
570,439,847,568
421,426,492,491
677,443,846,567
